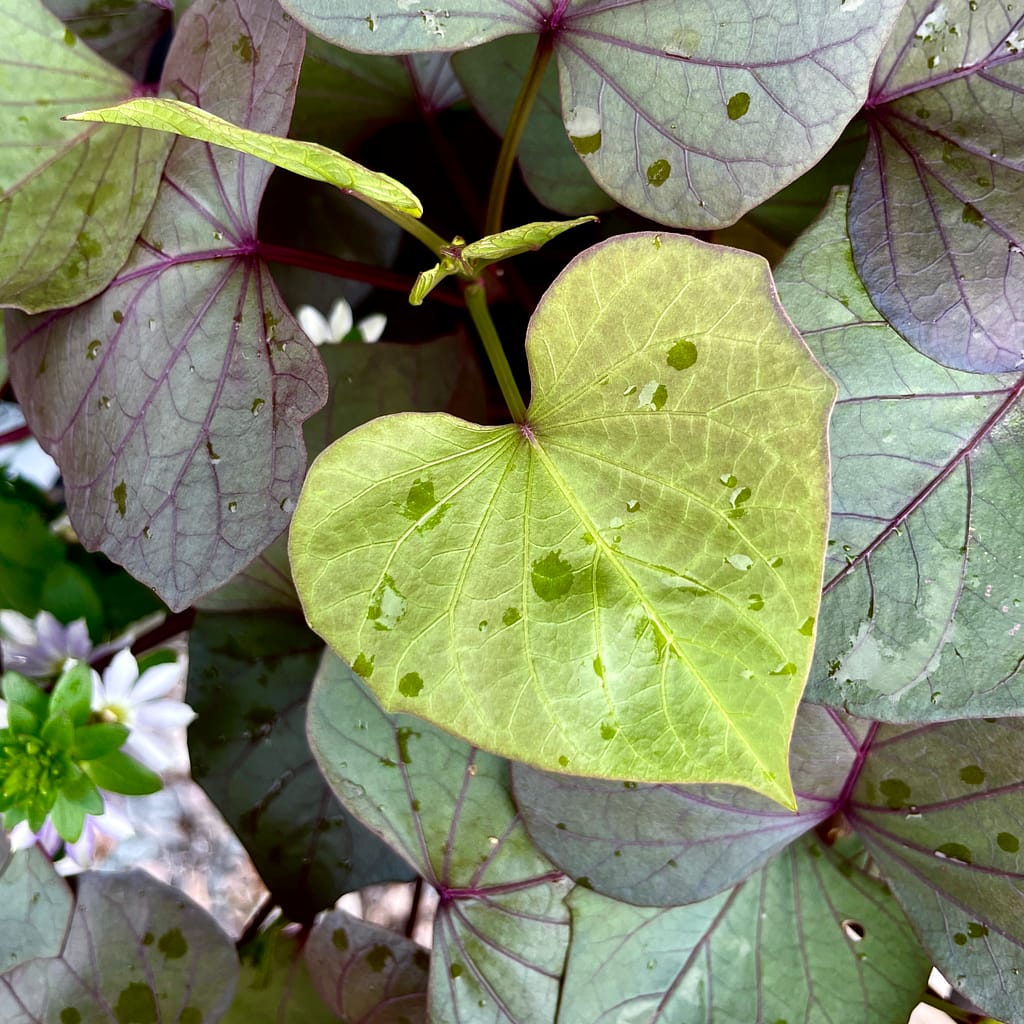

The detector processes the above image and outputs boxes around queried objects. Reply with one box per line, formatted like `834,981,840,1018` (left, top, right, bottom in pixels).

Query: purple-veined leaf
558,835,929,1024
775,188,1024,722
852,1,1024,372
6,0,328,611
305,909,429,1023
0,0,171,312
224,920,343,1023
0,844,73,972
511,702,865,907
0,870,238,1022
45,0,171,79
278,0,904,228
848,718,1024,1023
307,651,571,1024
452,35,614,217
197,335,486,613
187,610,415,922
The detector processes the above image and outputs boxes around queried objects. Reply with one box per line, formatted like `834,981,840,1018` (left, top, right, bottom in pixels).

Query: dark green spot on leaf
332,928,349,950
115,982,157,1024
570,131,602,155
998,832,1020,853
666,339,697,370
113,480,127,518
962,203,984,227
646,159,671,186
157,928,187,959
399,672,424,697
365,944,393,972
501,607,521,626
531,550,574,602
727,92,750,119
959,765,985,785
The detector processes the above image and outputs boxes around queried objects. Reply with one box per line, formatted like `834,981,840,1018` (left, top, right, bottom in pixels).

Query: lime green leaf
66,96,424,217
0,0,171,312
41,711,74,754
83,749,162,795
49,661,93,727
0,844,73,972
71,722,129,761
49,790,86,843
290,233,835,802
1,673,49,725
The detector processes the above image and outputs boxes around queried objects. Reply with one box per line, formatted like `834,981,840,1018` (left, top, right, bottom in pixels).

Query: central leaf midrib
526,432,778,782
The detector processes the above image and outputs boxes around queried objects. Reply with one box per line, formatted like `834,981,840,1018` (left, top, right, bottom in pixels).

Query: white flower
296,297,386,345
91,650,196,772
0,609,143,679
8,796,134,874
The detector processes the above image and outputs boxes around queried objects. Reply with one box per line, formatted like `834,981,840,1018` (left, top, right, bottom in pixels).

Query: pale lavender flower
91,650,195,772
8,796,134,874
296,297,386,345
0,610,95,678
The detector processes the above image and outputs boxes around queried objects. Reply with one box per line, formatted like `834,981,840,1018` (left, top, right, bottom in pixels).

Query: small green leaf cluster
0,661,160,842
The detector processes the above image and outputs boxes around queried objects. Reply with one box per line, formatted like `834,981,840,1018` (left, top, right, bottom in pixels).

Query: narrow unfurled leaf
7,0,328,610
512,703,865,906
559,836,929,1024
187,611,415,921
0,871,238,1022
0,1,171,311
291,233,835,801
278,0,903,228
67,96,423,217
308,652,571,1024
852,2,1024,371
305,910,429,1023
0,845,73,972
775,188,1024,722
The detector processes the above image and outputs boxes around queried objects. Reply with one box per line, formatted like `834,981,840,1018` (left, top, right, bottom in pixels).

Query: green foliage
2,0,1024,1021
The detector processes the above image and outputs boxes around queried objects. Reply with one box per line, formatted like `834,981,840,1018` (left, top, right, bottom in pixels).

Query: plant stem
405,876,424,938
463,281,527,423
255,242,462,307
356,195,449,257
236,895,277,948
0,425,32,446
485,34,554,236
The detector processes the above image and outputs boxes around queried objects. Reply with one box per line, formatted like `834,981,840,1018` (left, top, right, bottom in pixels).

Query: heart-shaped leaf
0,0,171,312
188,610,415,922
308,651,571,1024
775,188,1024,722
290,232,835,801
224,920,341,1023
452,35,614,217
512,702,865,906
7,0,328,611
46,0,172,79
305,909,429,1023
558,835,929,1024
0,845,73,972
0,870,238,1022
848,717,1024,1023
278,0,903,229
851,2,1024,372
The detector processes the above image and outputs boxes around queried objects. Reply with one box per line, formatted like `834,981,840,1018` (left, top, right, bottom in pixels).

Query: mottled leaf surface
452,35,613,217
46,0,171,79
7,0,328,611
291,233,834,800
0,0,171,311
0,846,72,973
188,611,414,921
306,910,429,1023
0,870,238,1022
512,703,864,906
225,921,340,1023
278,0,903,228
308,652,571,1024
775,189,1024,722
849,718,1024,1024
852,1,1024,371
559,836,929,1024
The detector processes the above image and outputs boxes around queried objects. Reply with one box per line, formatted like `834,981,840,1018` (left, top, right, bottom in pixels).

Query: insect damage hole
841,919,866,941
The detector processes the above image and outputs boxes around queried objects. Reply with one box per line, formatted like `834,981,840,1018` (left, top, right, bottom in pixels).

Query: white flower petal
130,661,183,703
63,620,94,661
123,731,172,772
34,611,65,652
7,821,37,852
328,298,354,341
0,610,36,646
134,700,196,730
296,305,333,345
358,313,387,343
102,650,140,702
0,698,7,729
